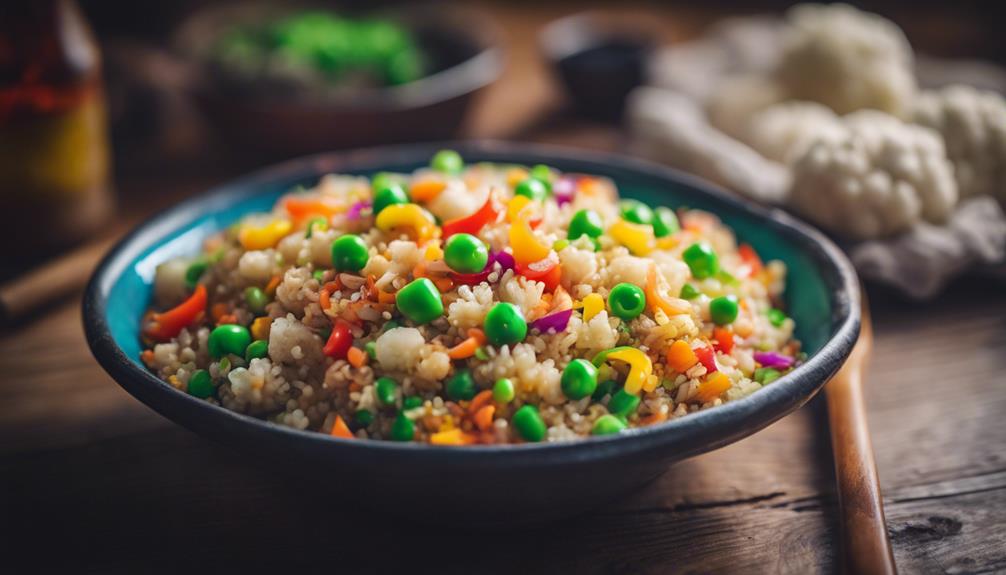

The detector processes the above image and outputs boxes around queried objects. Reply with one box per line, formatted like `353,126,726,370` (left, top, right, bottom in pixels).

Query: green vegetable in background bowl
212,11,427,88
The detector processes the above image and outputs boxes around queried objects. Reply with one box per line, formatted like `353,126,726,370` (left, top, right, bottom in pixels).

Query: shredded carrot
667,340,698,372
447,337,481,359
473,405,495,432
410,179,447,202
347,346,368,368
467,328,486,344
430,428,476,445
639,411,668,426
468,389,494,416
210,303,229,322
738,243,763,276
330,415,354,439
319,281,340,312
217,313,238,325
140,350,155,367
645,265,691,316
265,275,282,296
694,372,732,403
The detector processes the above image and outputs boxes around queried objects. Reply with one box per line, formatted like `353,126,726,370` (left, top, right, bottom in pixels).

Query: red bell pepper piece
323,321,353,359
441,195,500,239
695,345,718,373
144,284,208,342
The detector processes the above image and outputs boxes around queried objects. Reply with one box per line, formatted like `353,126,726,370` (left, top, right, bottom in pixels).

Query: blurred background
0,0,1002,294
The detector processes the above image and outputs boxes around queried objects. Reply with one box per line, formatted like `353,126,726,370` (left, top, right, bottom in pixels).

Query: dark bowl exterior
84,142,859,526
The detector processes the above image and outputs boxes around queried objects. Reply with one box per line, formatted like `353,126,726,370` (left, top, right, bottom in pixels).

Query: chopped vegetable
444,233,489,274
608,282,646,321
431,149,463,174
694,372,732,403
620,199,654,225
755,367,782,384
608,219,654,255
483,302,527,346
390,413,415,441
446,369,476,401
710,295,739,325
515,178,548,201
561,359,598,400
645,266,691,317
679,284,700,300
395,278,444,325
512,405,546,442
682,242,719,279
143,284,207,342
592,346,654,395
330,415,353,438
372,183,409,216
239,219,292,250
441,194,500,239
493,378,515,403
768,308,787,327
651,207,679,238
592,414,627,435
244,286,268,315
581,293,605,322
666,340,698,372
331,234,369,272
694,346,718,373
208,324,251,359
244,339,269,361
607,389,640,418
753,351,795,369
187,369,214,399
530,308,573,333
322,321,353,359
374,203,436,242
347,346,368,368
375,377,398,406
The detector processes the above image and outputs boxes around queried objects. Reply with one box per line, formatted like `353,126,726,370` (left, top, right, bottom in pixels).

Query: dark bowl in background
540,12,655,122
84,141,859,527
173,3,503,159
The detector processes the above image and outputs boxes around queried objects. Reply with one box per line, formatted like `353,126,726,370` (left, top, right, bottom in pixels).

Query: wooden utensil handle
826,335,897,575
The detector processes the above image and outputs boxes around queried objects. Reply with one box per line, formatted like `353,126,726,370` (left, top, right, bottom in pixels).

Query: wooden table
3,4,1005,573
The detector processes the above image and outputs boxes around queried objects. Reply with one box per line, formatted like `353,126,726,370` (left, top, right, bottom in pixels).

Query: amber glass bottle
0,0,112,263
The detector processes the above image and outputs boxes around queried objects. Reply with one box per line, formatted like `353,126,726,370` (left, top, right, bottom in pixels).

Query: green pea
561,359,598,400
683,243,720,279
607,283,646,321
767,308,787,327
608,389,640,418
431,149,463,174
185,259,208,290
375,377,398,406
444,233,489,274
244,339,269,361
373,183,409,216
331,234,369,272
354,409,374,427
620,199,654,225
187,369,214,399
365,341,377,359
474,347,490,361
717,269,740,287
530,164,553,191
403,396,423,410
493,378,515,403
679,284,700,300
446,369,476,401
553,239,569,251
710,295,739,325
652,207,679,238
395,278,444,325
515,178,548,202
512,405,546,442
244,286,269,314
383,320,399,332
313,269,326,282
390,412,415,441
567,209,604,241
208,324,251,358
755,367,781,385
592,414,627,435
483,302,527,347
371,171,396,192
592,379,616,400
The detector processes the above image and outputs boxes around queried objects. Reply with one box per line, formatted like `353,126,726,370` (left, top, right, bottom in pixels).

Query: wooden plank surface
2,3,1006,573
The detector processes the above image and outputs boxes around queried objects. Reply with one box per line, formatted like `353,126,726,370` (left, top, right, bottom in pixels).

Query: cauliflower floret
914,85,1006,201
741,101,846,164
153,257,192,307
374,327,426,372
425,179,488,222
706,74,787,140
777,3,916,118
789,111,958,239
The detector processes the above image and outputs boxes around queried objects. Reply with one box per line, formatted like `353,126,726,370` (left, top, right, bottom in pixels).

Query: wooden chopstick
825,297,898,574
0,235,119,324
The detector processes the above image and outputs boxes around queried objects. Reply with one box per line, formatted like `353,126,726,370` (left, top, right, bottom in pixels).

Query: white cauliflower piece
789,111,958,239
914,84,1006,200
153,257,192,307
374,327,425,372
777,3,916,118
742,101,846,164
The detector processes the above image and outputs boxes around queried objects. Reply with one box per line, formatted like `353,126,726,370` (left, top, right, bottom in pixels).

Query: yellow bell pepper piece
507,197,551,266
581,293,604,322
609,219,654,255
375,203,437,242
694,372,732,403
251,316,273,341
424,240,443,261
239,219,292,250
430,428,475,445
596,347,653,395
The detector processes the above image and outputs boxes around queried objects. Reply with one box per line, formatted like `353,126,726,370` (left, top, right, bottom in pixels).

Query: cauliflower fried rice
140,151,801,445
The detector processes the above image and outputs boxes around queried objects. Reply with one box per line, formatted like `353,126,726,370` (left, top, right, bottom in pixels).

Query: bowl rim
172,1,505,111
84,141,860,468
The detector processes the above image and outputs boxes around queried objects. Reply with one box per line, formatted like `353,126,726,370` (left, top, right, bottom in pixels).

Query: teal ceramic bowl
84,142,859,525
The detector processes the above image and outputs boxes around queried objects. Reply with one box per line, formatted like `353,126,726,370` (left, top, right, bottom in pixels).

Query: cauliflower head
777,3,917,118
741,101,846,164
914,84,1006,201
790,111,958,240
